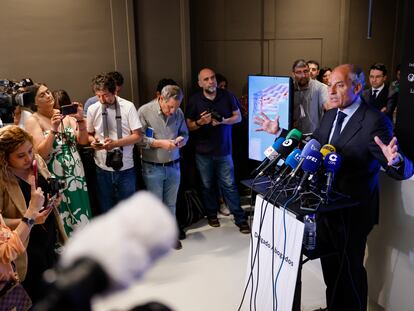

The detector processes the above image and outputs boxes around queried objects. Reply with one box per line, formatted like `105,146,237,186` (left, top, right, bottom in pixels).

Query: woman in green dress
24,84,91,236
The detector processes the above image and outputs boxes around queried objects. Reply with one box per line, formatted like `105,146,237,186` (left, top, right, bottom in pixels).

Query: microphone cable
238,180,273,311
273,191,298,311
238,174,287,311
253,181,287,310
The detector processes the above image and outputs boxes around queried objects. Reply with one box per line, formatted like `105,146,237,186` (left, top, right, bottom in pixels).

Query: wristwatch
22,217,35,228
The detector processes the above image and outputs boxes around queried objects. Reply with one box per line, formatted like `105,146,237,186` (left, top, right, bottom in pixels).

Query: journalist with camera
86,73,142,213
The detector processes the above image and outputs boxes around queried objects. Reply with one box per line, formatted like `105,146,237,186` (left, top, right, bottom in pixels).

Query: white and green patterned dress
45,126,91,236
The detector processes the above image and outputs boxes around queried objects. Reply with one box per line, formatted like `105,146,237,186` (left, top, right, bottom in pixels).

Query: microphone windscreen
60,191,177,290
324,152,342,173
320,144,336,158
265,137,285,160
285,149,301,169
272,137,285,150
286,128,303,142
302,150,323,173
277,137,300,157
301,139,321,158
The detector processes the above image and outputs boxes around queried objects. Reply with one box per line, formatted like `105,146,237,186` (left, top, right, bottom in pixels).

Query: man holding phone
137,84,188,249
87,73,142,213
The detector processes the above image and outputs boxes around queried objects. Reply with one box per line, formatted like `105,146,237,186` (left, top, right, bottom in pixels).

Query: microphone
257,129,303,176
285,128,302,142
289,138,321,179
273,148,301,184
251,137,285,176
35,191,177,311
320,144,336,159
293,150,323,194
323,152,342,194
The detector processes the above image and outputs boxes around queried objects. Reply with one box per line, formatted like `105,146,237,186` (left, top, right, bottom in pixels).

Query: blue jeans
95,166,137,213
142,162,180,215
195,154,246,224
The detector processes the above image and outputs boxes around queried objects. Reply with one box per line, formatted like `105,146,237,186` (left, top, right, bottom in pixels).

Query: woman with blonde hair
0,125,67,303
24,84,91,236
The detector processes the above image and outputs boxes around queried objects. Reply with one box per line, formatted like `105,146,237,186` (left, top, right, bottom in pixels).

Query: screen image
248,75,293,161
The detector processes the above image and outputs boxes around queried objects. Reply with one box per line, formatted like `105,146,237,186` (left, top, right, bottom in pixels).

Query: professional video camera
0,78,34,124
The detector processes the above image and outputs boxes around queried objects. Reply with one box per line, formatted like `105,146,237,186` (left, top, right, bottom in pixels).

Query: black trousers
317,211,372,311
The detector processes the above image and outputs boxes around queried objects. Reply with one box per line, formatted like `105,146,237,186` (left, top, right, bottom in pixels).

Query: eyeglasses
294,70,309,76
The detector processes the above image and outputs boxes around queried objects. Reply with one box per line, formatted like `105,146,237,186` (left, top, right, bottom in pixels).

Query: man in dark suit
361,63,397,120
255,64,413,310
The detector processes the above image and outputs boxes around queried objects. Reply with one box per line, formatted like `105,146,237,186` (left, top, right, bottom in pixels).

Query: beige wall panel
346,0,399,76
135,0,185,105
264,0,276,39
198,41,262,97
274,0,342,68
271,39,323,75
275,0,341,37
0,0,136,104
223,0,262,39
111,0,139,103
191,0,262,41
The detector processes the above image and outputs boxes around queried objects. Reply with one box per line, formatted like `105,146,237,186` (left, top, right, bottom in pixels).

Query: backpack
176,189,206,229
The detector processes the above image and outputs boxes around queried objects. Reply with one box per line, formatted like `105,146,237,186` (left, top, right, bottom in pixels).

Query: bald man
185,68,250,234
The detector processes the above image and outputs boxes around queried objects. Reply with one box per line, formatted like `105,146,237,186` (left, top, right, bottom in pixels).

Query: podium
240,195,304,311
239,177,358,311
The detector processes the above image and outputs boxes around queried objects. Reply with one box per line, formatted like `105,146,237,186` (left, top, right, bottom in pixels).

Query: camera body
60,103,78,116
48,176,66,196
0,78,34,124
207,108,223,122
106,148,123,170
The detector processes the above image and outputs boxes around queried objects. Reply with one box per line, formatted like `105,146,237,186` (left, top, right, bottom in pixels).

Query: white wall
366,174,414,310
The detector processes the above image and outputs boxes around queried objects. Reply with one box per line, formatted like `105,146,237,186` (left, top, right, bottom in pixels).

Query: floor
93,213,327,311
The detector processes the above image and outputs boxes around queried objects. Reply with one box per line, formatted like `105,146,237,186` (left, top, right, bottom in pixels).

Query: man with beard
185,68,250,234
87,73,142,213
292,59,328,135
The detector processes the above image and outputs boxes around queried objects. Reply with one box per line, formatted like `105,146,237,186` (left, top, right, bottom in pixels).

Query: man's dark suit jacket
312,101,412,231
361,87,398,119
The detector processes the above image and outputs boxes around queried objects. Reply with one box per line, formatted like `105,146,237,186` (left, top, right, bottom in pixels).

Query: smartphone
41,194,58,212
93,141,104,147
60,103,78,116
32,160,38,188
145,127,154,138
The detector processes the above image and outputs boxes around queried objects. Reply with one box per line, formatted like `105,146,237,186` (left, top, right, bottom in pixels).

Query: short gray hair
292,59,308,71
161,85,183,102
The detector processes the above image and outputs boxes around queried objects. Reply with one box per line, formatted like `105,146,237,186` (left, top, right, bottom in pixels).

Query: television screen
248,75,293,161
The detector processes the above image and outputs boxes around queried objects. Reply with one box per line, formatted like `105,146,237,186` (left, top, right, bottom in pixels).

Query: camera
48,176,66,196
0,78,34,124
106,148,123,170
207,108,223,122
60,103,78,116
